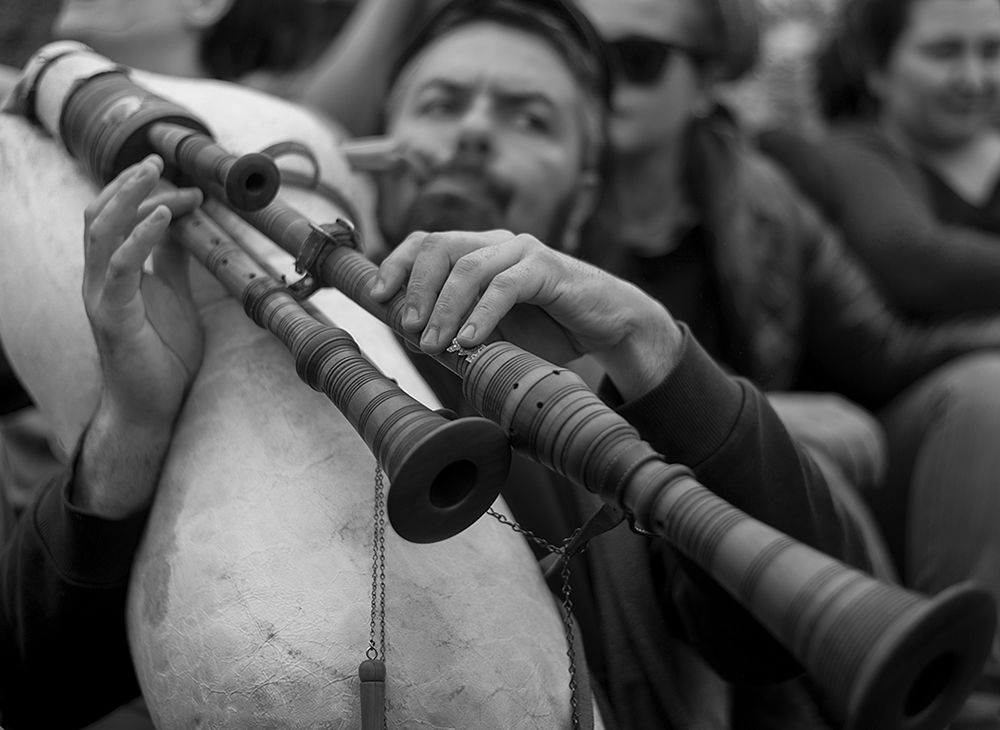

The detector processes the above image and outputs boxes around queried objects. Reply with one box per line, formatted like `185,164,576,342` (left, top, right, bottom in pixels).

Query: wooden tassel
359,658,386,729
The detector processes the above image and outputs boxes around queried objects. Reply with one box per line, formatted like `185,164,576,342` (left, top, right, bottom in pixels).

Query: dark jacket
411,326,873,730
758,122,1000,316
0,450,148,730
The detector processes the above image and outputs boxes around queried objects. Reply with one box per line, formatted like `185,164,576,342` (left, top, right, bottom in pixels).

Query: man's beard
404,181,504,233
378,162,580,251
381,164,514,243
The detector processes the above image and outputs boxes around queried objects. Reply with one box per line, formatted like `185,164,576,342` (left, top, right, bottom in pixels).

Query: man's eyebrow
415,78,560,110
413,79,466,95
495,90,559,112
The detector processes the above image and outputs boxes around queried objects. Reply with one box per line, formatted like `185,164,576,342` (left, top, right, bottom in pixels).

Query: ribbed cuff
32,465,150,587
616,326,745,467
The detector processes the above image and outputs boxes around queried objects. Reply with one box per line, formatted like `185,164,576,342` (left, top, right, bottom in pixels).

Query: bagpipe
5,42,995,730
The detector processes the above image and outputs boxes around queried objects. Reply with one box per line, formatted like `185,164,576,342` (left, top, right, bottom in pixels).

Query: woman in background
50,0,449,132
761,0,1000,315
50,0,354,95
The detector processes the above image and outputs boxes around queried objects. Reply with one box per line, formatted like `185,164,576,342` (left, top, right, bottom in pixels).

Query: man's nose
455,97,495,164
954,52,997,93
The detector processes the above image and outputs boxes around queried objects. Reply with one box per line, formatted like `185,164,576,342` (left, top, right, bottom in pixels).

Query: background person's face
53,0,237,75
873,0,1000,149
379,23,590,246
53,0,191,67
578,0,712,157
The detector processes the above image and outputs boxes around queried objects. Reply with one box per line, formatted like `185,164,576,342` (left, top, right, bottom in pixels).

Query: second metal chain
368,464,387,662
488,508,583,730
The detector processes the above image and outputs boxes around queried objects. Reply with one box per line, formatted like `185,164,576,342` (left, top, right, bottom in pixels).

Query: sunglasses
605,36,703,86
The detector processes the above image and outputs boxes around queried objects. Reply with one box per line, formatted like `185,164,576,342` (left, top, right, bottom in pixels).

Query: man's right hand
76,155,203,517
83,155,204,426
371,229,685,401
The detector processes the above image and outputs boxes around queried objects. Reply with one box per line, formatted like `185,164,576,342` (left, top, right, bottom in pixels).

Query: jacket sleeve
761,126,1000,314
789,187,1000,407
616,327,875,682
0,464,146,730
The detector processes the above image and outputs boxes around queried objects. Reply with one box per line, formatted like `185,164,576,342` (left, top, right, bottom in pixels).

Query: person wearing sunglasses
362,0,1000,725
574,0,756,258
567,0,1000,725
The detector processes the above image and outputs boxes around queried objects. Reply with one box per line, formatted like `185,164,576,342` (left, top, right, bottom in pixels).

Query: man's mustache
401,161,514,234
417,160,514,211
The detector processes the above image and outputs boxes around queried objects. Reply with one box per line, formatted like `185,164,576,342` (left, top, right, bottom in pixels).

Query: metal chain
559,548,581,726
487,508,563,553
368,464,387,662
487,509,583,730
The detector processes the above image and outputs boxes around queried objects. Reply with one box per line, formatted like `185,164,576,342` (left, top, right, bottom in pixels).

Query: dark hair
390,0,612,106
703,0,762,82
814,0,917,121
199,0,353,81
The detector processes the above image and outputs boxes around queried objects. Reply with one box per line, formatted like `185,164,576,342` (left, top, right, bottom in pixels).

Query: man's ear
179,0,236,29
560,170,601,255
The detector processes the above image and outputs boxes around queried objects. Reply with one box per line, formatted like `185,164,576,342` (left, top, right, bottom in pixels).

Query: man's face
578,0,712,157
378,22,591,246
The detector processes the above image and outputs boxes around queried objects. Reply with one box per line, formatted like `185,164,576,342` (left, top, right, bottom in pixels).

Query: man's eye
418,98,459,116
513,110,552,133
921,41,962,60
980,41,1000,61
